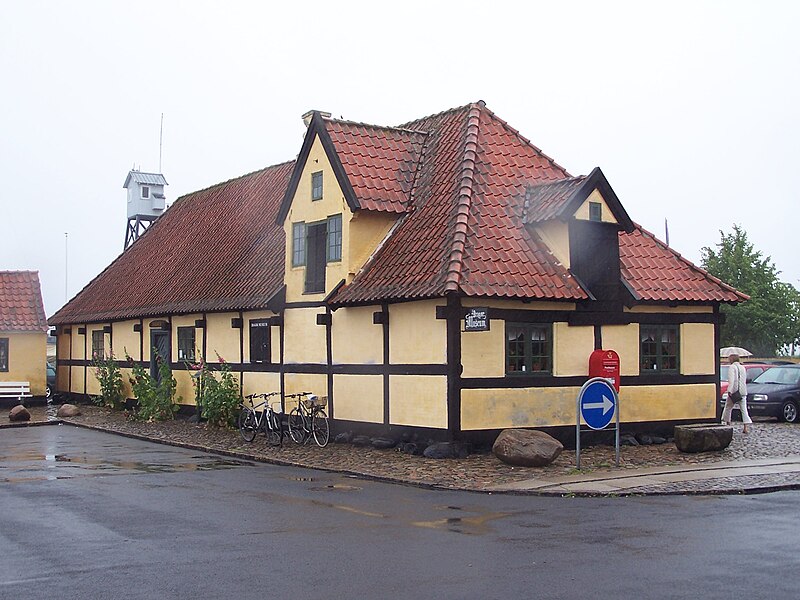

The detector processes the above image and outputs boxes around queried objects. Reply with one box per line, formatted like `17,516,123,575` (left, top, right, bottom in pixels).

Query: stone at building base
57,404,82,418
9,405,31,422
674,424,732,453
371,437,397,450
492,429,563,467
423,442,469,459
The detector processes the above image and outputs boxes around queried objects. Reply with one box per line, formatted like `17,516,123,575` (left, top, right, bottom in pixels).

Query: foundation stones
492,429,563,467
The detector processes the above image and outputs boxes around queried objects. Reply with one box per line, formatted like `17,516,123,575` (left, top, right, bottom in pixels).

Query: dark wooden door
305,222,327,294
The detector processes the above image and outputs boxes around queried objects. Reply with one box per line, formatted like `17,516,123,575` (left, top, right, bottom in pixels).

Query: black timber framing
381,303,390,425
445,295,462,440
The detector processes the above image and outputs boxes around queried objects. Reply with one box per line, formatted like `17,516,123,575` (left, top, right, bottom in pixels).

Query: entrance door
150,330,171,382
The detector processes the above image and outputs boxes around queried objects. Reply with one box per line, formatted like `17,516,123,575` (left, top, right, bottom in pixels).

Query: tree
701,225,799,357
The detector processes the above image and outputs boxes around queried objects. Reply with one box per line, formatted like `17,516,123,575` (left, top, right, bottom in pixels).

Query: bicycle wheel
287,408,307,444
266,410,282,447
238,408,257,443
312,409,329,447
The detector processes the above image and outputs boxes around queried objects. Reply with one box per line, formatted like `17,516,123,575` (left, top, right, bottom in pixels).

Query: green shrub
91,352,125,409
191,354,240,428
127,352,180,422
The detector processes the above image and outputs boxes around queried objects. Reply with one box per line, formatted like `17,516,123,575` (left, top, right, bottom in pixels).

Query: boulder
423,442,469,459
674,424,732,453
620,434,640,446
351,435,372,447
635,433,653,445
9,405,30,422
492,429,563,467
371,437,397,450
57,404,82,417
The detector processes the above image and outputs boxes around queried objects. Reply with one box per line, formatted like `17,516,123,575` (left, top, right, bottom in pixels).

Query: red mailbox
589,349,620,392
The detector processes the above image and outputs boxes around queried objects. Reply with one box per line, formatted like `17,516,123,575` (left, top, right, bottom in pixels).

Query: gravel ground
7,403,800,493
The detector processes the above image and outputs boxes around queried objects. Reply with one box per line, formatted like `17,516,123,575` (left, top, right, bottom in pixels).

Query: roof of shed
0,271,48,332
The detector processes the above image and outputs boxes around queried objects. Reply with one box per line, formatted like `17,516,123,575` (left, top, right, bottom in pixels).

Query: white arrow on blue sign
579,378,617,430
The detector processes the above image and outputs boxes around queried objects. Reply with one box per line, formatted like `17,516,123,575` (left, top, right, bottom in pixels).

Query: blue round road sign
579,378,617,430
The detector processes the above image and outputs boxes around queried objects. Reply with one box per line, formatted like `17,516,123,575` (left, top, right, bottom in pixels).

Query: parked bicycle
286,392,329,447
239,392,282,446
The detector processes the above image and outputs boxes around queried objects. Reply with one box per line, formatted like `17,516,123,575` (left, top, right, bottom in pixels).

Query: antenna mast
159,113,164,172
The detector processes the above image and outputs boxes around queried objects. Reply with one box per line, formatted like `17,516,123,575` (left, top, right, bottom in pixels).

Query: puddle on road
412,509,511,535
0,451,252,482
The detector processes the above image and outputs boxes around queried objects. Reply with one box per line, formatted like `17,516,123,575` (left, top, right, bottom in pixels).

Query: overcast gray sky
2,0,798,318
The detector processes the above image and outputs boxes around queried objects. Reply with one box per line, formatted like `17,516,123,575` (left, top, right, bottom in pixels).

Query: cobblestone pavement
6,404,800,495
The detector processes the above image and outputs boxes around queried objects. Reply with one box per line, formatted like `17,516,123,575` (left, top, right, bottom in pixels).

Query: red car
720,363,772,398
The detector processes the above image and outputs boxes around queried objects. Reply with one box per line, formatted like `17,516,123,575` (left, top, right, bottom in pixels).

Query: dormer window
311,171,323,201
589,201,602,222
141,186,150,200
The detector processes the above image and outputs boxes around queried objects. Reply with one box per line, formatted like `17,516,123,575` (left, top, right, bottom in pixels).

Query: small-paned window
506,323,552,375
250,320,271,363
327,214,342,262
292,222,306,266
311,171,323,201
640,325,679,372
0,338,8,372
589,201,602,222
91,330,104,359
177,327,196,361
141,185,150,199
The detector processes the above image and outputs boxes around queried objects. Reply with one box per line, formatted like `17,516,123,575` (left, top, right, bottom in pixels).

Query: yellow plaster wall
462,382,717,430
241,372,281,400
331,305,382,364
334,374,383,423
0,331,46,395
461,326,504,378
112,320,142,361
284,136,353,303
619,384,716,421
462,386,580,430
244,310,277,363
73,328,87,360
284,373,327,402
283,308,327,364
601,324,640,376
553,323,593,376
70,366,84,394
680,323,716,375
574,189,617,224
173,370,198,406
533,220,570,269
206,312,241,363
389,375,447,428
389,300,446,364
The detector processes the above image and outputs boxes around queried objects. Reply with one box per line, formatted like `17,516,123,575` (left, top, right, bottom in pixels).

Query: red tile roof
325,120,427,214
331,102,587,304
619,225,748,303
50,101,746,325
0,271,48,332
49,162,294,325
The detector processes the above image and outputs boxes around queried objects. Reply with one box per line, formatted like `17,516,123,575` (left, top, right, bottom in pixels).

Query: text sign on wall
464,308,489,332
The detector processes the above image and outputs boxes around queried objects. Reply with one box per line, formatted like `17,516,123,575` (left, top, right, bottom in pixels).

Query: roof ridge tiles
178,160,296,199
630,223,749,301
445,104,482,294
395,101,479,130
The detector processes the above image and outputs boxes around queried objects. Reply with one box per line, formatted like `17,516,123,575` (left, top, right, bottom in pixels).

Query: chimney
302,110,332,127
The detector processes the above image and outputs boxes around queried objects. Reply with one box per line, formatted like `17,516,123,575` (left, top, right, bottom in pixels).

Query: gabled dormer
524,167,634,308
277,111,426,302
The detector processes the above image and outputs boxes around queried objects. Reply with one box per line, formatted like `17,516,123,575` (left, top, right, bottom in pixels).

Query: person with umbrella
721,352,752,434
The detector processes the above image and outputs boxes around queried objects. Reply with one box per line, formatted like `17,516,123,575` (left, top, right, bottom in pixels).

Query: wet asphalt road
1,425,797,600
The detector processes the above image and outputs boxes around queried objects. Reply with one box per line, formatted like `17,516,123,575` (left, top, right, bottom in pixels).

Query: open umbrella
720,346,753,358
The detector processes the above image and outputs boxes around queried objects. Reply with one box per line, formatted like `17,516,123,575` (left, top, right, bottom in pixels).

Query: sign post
576,377,620,469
